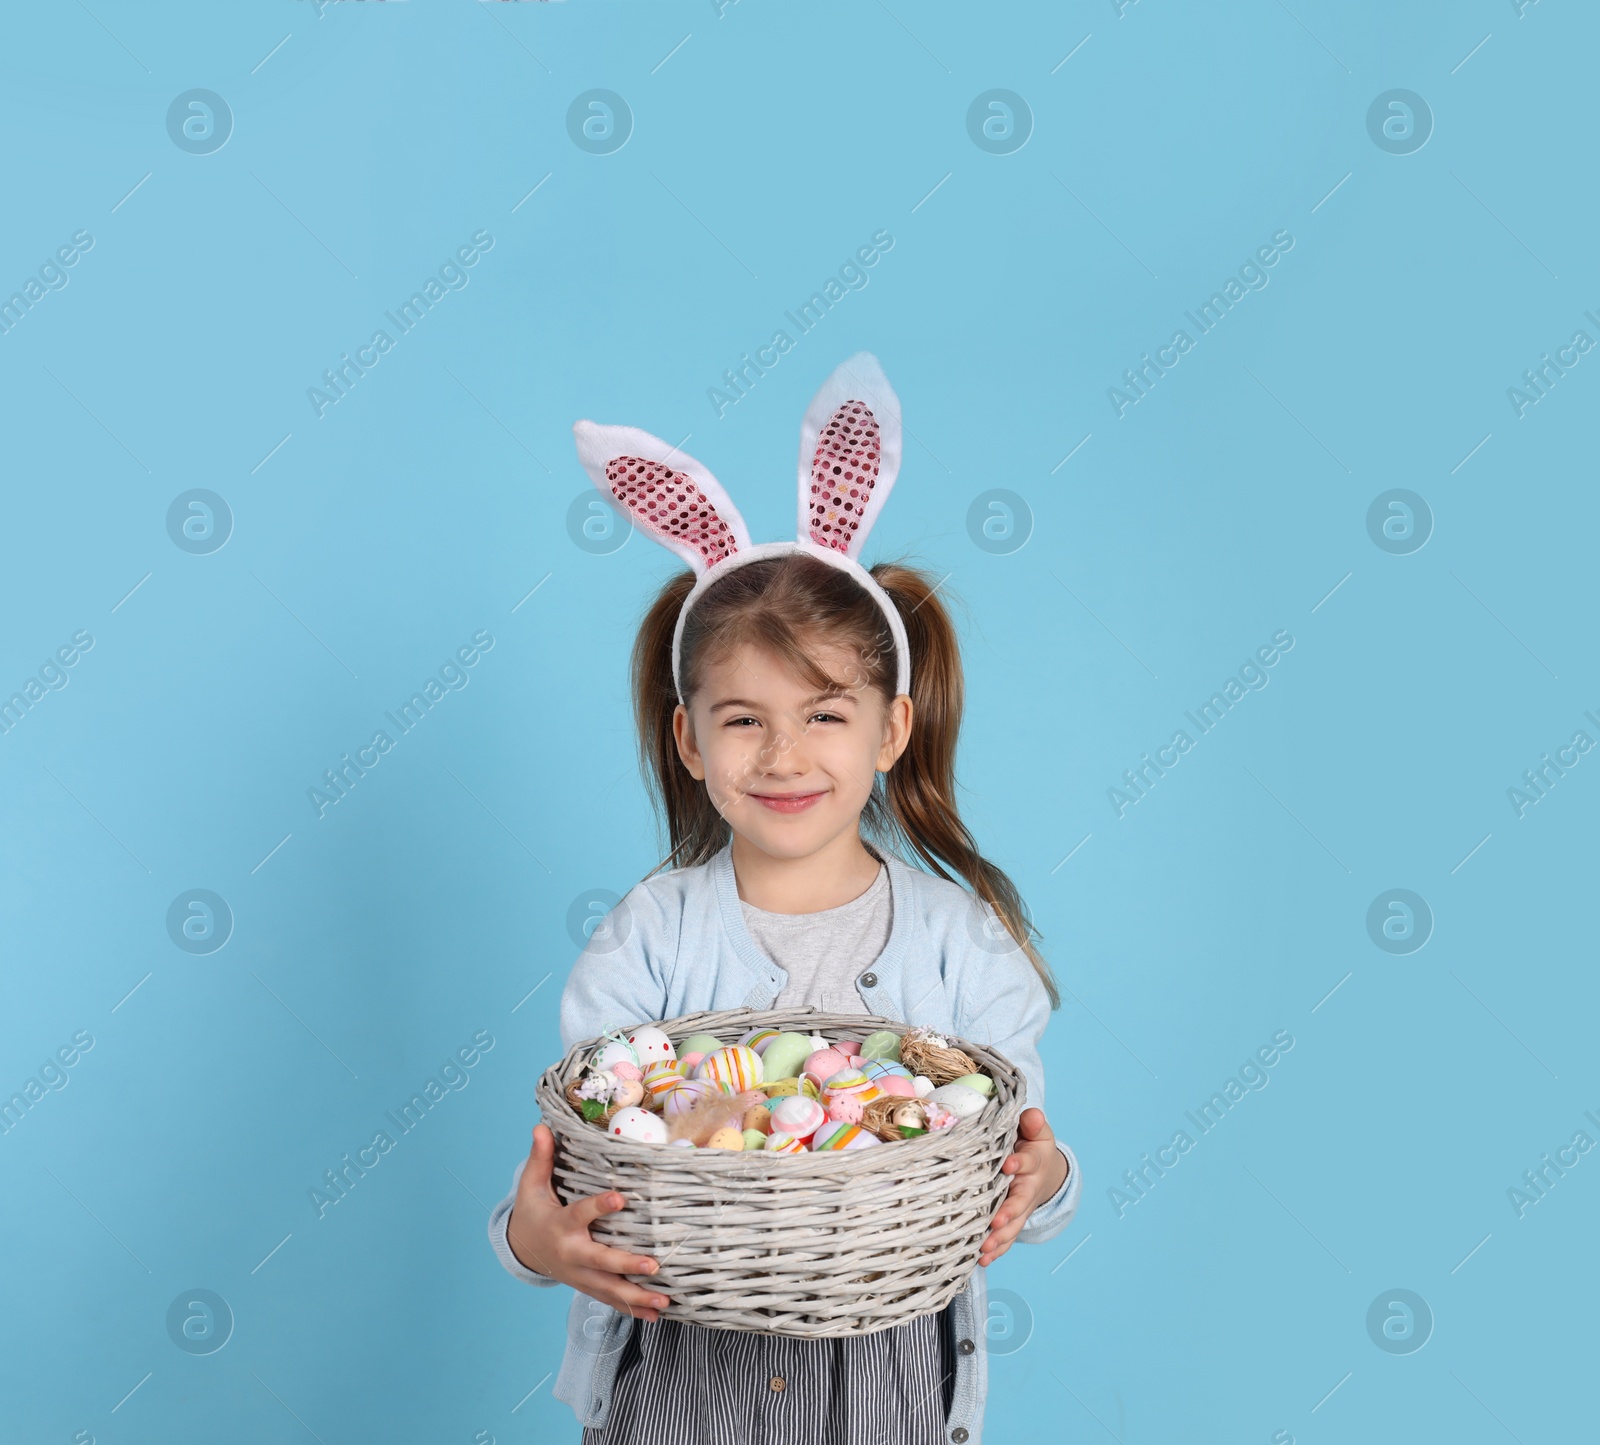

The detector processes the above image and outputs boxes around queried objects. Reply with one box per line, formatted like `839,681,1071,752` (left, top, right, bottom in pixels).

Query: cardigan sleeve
487,877,681,1288
947,897,1083,1247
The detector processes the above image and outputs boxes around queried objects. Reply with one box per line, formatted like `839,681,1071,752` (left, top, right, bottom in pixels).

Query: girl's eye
808,712,844,725
724,716,761,728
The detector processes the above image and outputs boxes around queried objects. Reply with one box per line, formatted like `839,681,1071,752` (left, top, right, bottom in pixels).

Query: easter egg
770,1095,826,1140
858,1029,902,1063
607,1106,667,1144
626,1025,677,1067
802,1048,851,1084
696,1045,764,1092
757,1032,813,1082
825,1095,866,1124
928,1082,987,1120
833,1039,862,1056
592,1039,639,1072
949,1073,994,1097
610,1060,643,1082
760,1075,822,1101
822,1068,882,1106
912,1075,935,1099
611,1078,645,1109
679,1052,706,1073
765,1131,806,1154
877,1075,917,1098
741,1102,773,1134
740,1128,768,1150
810,1120,881,1151
668,1138,696,1149
677,1033,725,1060
706,1126,745,1150
738,1027,782,1055
663,1077,721,1117
642,1060,688,1105
862,1060,911,1083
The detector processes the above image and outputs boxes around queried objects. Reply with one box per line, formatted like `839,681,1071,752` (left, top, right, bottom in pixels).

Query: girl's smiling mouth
746,790,827,813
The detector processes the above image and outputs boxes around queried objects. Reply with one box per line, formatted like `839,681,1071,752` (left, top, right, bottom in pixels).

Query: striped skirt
581,1304,956,1445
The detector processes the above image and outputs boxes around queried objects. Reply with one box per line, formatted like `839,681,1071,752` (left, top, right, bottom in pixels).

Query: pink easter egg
834,1039,862,1055
802,1047,850,1083
610,1061,643,1082
878,1075,916,1098
679,1051,705,1073
770,1095,825,1140
825,1095,865,1124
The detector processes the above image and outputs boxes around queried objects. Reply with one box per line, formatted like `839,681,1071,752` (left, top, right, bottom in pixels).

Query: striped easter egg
662,1077,721,1118
862,1060,912,1083
810,1120,882,1151
695,1044,764,1093
737,1026,782,1056
821,1068,882,1108
765,1132,807,1154
641,1059,687,1105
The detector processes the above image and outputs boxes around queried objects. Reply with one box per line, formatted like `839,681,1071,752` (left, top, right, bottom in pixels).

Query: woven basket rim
536,1006,1022,1168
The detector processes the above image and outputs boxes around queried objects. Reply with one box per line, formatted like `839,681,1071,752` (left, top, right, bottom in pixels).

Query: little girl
488,355,1081,1445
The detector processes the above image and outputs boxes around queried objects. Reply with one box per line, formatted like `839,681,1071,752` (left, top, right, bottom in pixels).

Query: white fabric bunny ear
573,421,752,574
796,352,902,558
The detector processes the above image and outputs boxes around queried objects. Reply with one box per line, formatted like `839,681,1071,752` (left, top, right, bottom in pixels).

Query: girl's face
672,640,912,862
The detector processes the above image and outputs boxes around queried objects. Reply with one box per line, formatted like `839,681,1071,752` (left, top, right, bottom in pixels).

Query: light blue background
2,2,1594,1441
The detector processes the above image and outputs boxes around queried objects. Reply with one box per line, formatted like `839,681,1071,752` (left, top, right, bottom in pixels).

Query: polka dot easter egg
695,1044,763,1093
591,1039,640,1073
625,1025,676,1067
608,1106,668,1144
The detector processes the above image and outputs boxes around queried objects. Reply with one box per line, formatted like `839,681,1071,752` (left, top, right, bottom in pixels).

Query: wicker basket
534,1006,1025,1337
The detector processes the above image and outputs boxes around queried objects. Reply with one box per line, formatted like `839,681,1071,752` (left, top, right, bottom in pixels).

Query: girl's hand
978,1107,1069,1267
505,1124,671,1320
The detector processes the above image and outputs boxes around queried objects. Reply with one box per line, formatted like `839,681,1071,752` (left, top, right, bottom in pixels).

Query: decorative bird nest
534,1006,1025,1337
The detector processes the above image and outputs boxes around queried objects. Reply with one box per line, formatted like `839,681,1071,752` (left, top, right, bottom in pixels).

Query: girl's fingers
521,1125,561,1204
568,1189,629,1227
572,1269,671,1318
573,1236,661,1278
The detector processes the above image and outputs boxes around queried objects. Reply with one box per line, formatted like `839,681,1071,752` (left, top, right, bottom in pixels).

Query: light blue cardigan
488,842,1082,1444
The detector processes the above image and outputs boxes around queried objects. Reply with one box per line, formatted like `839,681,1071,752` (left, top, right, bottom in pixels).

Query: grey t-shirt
742,860,891,1017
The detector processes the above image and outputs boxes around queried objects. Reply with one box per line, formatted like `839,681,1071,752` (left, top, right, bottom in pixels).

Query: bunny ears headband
573,352,911,705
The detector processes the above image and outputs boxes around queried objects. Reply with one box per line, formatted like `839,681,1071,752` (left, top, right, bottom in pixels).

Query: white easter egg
607,1106,668,1144
911,1075,935,1099
593,1039,639,1072
626,1025,677,1066
928,1083,987,1120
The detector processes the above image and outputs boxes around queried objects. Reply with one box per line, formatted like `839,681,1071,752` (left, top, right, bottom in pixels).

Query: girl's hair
630,551,1059,1008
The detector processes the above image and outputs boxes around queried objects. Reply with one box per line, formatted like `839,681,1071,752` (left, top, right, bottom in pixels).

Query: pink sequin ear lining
606,456,738,567
808,400,881,554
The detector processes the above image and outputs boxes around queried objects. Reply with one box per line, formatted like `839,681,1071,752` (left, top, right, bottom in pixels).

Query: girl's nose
759,727,805,775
